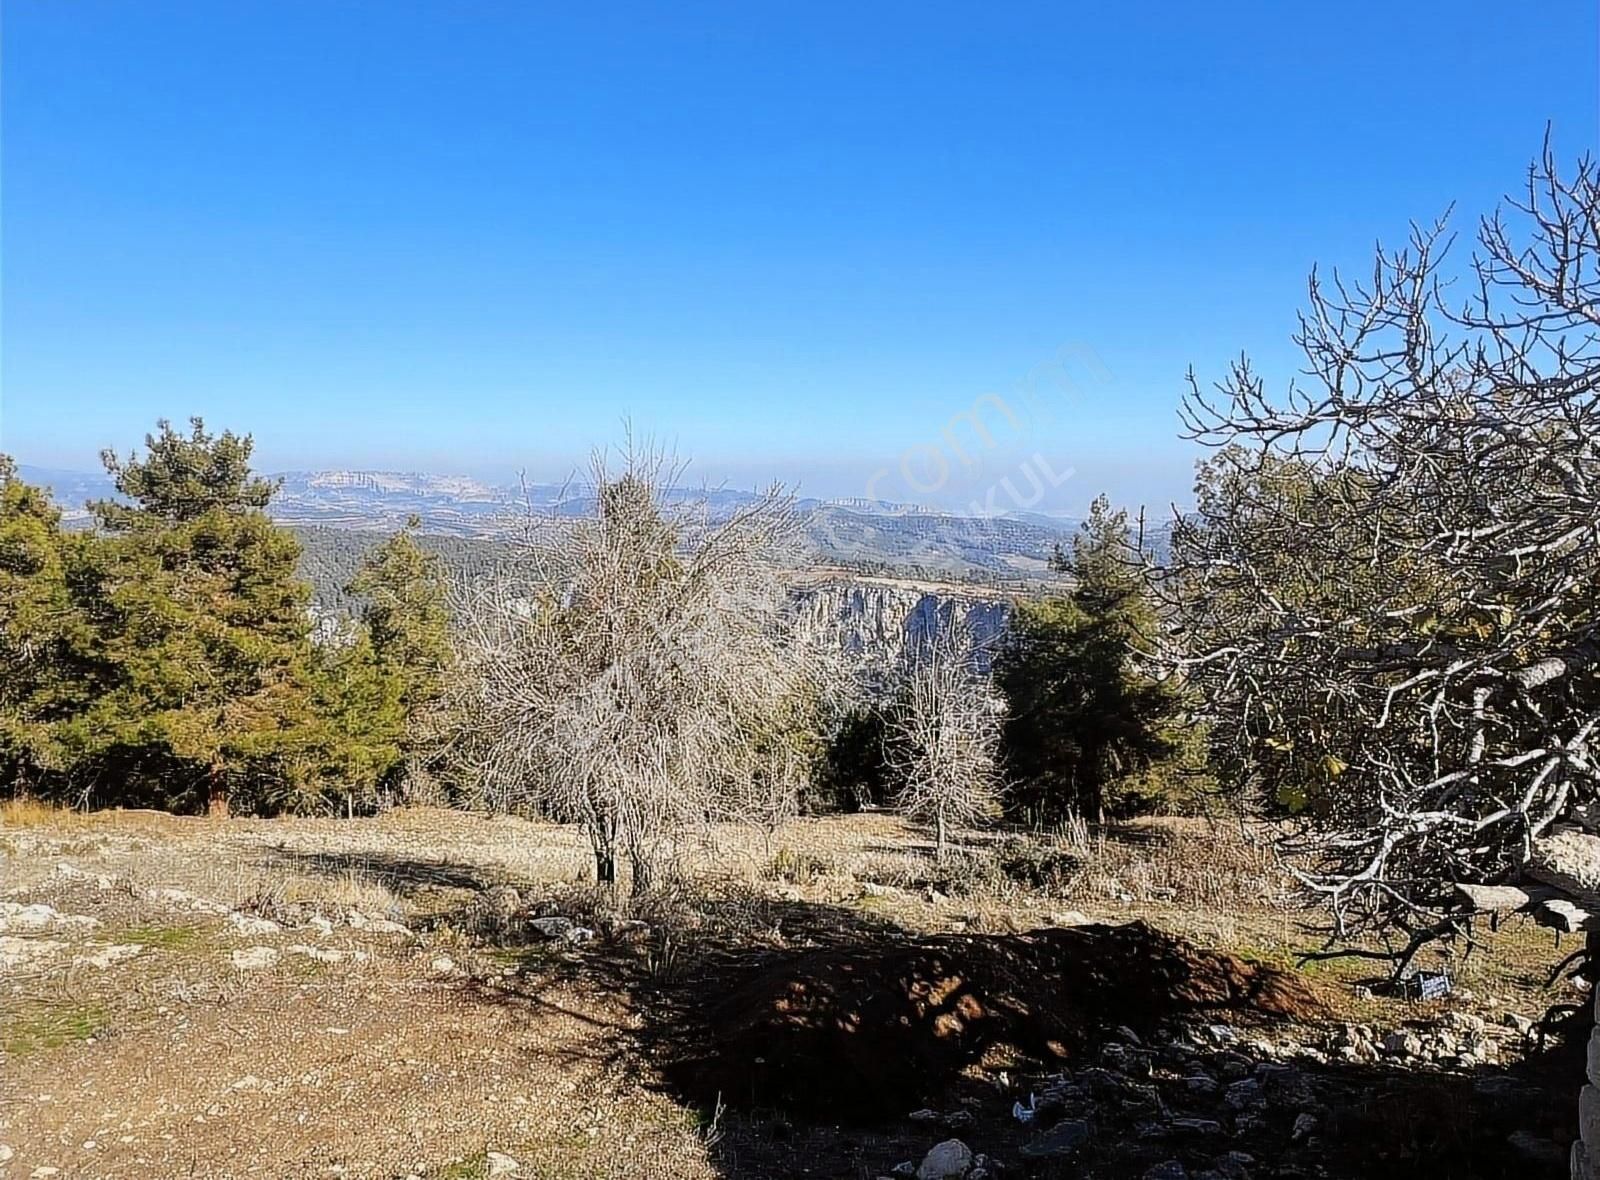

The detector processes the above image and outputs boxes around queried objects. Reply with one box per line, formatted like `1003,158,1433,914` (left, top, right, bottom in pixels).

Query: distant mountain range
20,465,1106,580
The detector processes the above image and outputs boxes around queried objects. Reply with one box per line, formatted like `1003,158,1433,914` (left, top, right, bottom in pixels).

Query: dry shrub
762,847,840,886
232,866,401,923
0,797,95,830
1065,819,1289,910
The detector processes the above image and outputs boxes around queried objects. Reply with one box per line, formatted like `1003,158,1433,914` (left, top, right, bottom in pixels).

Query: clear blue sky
3,2,1596,513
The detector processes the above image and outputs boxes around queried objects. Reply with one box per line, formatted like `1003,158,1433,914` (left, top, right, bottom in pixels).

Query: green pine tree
345,518,452,718
995,494,1190,824
63,419,326,814
0,458,89,794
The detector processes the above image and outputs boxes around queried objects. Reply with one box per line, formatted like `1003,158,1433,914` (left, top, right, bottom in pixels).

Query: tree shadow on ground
263,845,510,896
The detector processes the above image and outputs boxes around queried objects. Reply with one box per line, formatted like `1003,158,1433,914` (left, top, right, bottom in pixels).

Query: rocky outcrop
787,576,1011,670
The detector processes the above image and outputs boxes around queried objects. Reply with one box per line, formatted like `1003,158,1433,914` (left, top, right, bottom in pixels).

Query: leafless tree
1157,136,1600,970
441,441,823,893
887,616,1001,860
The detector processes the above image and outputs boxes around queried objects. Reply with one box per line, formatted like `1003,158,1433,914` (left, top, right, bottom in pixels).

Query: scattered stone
1179,1074,1219,1099
229,1075,264,1091
1382,1030,1422,1057
1144,1162,1187,1180
305,915,335,937
1048,910,1092,926
890,1163,917,1180
1503,1012,1535,1037
1166,1117,1224,1138
1019,1119,1090,1158
1506,1130,1564,1167
230,946,280,970
908,1108,940,1123
1223,1078,1264,1111
528,916,575,940
429,955,458,976
0,1144,12,1163
942,1109,976,1132
917,1139,972,1180
1291,1111,1319,1141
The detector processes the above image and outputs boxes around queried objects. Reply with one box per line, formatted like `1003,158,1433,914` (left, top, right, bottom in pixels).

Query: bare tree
441,441,821,893
887,616,1001,860
1158,136,1600,969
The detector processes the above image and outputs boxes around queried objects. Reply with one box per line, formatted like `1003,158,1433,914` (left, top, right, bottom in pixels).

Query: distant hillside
23,465,1098,580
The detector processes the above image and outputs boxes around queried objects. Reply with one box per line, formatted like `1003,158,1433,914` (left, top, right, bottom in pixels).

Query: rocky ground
0,805,1584,1179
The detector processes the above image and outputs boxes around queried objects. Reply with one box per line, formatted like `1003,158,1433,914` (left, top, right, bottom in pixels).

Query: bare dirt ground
0,805,1582,1179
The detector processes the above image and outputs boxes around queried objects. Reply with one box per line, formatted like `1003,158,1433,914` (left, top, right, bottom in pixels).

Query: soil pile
685,920,1326,1116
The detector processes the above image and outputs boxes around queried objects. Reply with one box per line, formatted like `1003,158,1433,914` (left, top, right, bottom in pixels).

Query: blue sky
3,2,1596,513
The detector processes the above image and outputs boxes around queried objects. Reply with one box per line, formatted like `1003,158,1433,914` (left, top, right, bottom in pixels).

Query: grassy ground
0,802,1578,1179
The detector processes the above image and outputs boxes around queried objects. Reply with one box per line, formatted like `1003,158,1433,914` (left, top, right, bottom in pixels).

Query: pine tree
345,518,451,719
66,419,324,814
995,494,1187,824
0,458,87,793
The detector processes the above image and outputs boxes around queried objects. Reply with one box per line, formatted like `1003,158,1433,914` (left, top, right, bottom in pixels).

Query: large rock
917,1139,972,1180
1526,828,1600,903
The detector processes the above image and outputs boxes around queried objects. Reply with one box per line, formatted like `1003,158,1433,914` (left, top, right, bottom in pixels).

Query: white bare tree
441,442,823,892
887,616,1001,860
1157,137,1600,969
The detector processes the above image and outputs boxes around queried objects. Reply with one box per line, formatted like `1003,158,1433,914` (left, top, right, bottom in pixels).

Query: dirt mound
682,920,1326,1116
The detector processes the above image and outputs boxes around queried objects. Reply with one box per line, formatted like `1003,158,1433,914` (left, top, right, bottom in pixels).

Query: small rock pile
871,1014,1555,1180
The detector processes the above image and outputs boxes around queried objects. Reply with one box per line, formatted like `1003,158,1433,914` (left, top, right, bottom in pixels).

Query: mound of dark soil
675,920,1326,1117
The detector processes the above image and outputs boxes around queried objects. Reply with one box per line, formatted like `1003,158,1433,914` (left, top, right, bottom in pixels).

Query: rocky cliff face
787,576,1011,670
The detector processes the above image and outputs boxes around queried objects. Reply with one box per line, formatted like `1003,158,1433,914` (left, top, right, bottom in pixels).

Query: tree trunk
206,762,230,818
935,810,948,861
629,847,654,895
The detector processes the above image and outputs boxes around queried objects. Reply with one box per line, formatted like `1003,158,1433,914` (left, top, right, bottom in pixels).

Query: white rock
74,943,144,970
226,912,281,937
146,887,229,915
55,863,114,889
0,935,66,970
346,911,410,936
0,902,99,933
287,944,366,964
1526,827,1600,900
231,946,280,970
1048,911,1092,926
917,1139,973,1180
486,1151,520,1175
0,1143,13,1162
429,955,458,976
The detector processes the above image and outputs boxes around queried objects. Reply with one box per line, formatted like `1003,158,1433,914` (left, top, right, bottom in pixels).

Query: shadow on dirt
264,846,508,895
443,889,1581,1179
